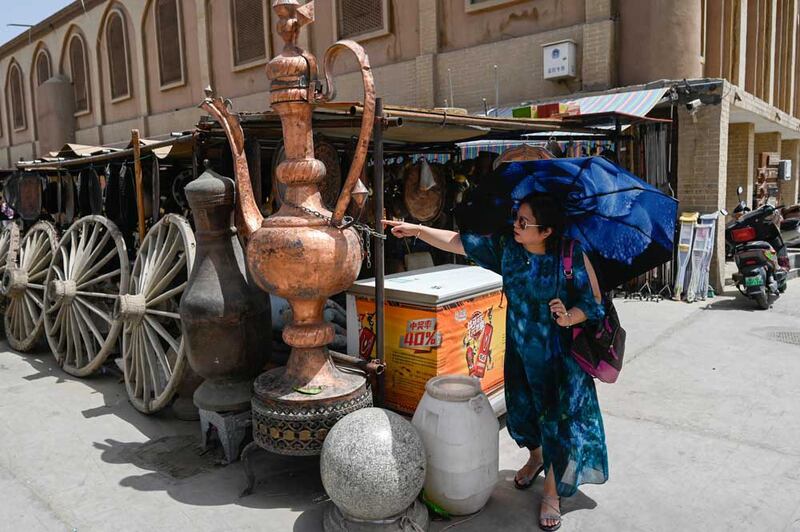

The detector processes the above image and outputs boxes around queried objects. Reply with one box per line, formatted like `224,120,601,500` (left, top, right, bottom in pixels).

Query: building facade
1,0,800,289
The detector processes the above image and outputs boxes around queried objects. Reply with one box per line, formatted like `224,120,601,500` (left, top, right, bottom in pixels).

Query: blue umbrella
455,156,678,290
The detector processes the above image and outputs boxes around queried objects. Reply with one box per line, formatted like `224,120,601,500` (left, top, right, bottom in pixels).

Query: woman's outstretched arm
382,220,466,255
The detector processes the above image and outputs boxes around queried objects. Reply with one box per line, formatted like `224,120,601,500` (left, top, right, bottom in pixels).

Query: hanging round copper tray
61,172,76,225
271,138,342,211
18,173,43,221
403,161,445,223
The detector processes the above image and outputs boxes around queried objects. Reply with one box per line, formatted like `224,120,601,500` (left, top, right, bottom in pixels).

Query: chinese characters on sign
399,318,443,350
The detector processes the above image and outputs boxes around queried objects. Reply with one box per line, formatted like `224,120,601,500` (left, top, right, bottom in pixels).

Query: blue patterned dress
462,232,609,497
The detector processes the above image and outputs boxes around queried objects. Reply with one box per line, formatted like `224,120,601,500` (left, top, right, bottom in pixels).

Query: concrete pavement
1,281,800,531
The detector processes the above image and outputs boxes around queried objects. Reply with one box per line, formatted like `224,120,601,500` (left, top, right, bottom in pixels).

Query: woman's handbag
561,240,626,383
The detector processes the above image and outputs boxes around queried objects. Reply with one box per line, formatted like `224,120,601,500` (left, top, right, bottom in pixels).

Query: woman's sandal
538,494,562,532
513,458,544,490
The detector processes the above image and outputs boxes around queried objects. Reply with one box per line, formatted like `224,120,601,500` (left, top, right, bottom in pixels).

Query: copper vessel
179,162,271,413
201,0,375,455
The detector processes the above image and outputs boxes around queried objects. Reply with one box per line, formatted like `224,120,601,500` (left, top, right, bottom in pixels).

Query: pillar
415,0,438,108
780,139,800,204
677,98,731,292
726,122,755,214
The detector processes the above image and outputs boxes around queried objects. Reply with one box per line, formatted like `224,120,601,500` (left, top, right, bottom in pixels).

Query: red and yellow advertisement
355,290,506,414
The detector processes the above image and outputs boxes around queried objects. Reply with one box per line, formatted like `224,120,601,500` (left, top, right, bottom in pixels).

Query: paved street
1,281,800,531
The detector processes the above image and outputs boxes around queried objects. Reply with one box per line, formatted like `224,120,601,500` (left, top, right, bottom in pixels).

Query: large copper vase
201,0,375,455
179,164,271,413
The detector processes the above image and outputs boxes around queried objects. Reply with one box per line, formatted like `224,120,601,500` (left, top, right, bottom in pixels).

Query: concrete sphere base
322,500,430,532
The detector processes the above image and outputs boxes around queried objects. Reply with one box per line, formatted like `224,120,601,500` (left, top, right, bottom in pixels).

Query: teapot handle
317,40,375,227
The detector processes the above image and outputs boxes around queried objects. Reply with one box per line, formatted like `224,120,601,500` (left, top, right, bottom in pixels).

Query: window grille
9,64,26,130
336,0,387,40
232,0,267,66
36,51,52,86
156,0,184,86
107,12,131,100
69,36,90,113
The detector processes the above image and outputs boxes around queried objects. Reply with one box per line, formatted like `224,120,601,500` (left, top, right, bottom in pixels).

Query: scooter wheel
755,292,770,310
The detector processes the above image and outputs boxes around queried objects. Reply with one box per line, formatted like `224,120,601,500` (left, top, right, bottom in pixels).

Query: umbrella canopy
455,156,678,290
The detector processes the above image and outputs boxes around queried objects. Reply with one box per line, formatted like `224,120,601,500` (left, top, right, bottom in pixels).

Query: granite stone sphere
320,407,426,521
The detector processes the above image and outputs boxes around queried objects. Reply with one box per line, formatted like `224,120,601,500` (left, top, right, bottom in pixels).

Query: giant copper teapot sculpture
201,0,375,455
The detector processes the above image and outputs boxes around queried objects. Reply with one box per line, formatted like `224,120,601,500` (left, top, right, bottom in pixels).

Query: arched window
36,50,52,86
156,0,185,87
106,10,131,101
69,35,90,113
8,63,26,131
231,0,267,67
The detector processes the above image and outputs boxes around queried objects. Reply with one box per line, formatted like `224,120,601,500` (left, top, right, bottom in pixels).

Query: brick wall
581,20,617,91
726,122,755,213
585,0,614,22
677,98,731,291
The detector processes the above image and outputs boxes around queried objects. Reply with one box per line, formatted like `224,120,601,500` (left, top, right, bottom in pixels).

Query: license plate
745,275,764,287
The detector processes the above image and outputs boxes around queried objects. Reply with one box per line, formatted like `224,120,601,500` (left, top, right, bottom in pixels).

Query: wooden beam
131,129,146,243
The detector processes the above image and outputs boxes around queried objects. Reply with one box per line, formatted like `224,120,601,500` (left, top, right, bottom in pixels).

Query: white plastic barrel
411,375,499,515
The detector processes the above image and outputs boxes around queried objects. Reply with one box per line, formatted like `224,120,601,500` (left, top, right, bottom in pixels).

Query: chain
281,199,386,269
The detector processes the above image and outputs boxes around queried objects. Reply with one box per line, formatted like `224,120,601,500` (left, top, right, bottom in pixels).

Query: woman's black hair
518,193,565,253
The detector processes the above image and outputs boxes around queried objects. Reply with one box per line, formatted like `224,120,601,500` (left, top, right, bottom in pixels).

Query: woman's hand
550,299,572,328
549,299,567,317
382,219,422,239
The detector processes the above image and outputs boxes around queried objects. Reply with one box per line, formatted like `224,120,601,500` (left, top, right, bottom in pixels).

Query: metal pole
614,118,621,162
373,98,386,407
448,68,454,108
131,129,146,243
494,65,499,117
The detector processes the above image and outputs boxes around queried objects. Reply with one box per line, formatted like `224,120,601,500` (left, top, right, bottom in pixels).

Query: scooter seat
738,241,774,252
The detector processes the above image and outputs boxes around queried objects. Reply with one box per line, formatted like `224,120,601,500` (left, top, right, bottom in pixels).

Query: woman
383,193,608,531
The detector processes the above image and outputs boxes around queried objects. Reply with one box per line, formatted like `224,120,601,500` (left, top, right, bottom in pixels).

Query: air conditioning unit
542,40,577,80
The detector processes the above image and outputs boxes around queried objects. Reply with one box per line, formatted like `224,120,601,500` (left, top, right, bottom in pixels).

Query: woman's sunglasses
514,215,545,231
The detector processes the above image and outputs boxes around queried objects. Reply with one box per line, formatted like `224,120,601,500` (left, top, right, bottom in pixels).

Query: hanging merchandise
685,222,713,303
404,159,445,223
694,212,721,300
271,138,342,211
673,212,699,300
492,144,553,168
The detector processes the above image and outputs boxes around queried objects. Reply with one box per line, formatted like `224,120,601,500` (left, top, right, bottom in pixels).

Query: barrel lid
425,375,481,402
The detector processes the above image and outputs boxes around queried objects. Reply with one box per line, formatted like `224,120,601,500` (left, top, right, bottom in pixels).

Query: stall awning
490,87,670,127
565,87,669,117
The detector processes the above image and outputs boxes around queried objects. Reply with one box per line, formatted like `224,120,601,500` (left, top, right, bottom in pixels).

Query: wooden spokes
0,222,20,292
3,221,58,352
43,216,130,376
122,214,195,414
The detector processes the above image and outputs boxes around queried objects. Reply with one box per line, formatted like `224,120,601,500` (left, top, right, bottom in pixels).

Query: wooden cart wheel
43,216,129,376
0,223,21,336
3,221,58,352
121,214,195,414
0,222,21,289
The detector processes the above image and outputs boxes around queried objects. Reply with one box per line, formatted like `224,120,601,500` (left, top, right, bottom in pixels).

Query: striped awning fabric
566,87,669,117
491,87,669,120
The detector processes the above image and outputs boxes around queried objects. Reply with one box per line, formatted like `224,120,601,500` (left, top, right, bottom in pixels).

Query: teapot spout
199,95,263,242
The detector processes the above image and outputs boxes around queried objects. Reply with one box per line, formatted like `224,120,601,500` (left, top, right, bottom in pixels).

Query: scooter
725,186,789,309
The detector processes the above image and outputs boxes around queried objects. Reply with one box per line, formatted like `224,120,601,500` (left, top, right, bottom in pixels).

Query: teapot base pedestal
193,379,254,413
322,500,430,532
199,408,252,464
251,366,372,456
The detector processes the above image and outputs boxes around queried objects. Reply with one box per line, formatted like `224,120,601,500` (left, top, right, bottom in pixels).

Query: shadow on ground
3,340,327,514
